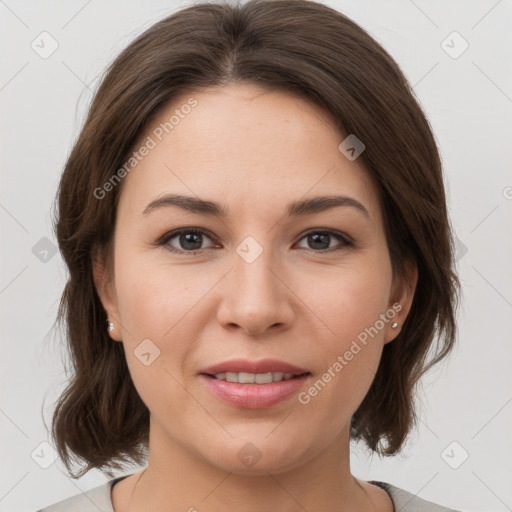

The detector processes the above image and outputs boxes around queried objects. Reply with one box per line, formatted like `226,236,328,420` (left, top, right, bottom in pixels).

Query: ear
92,245,121,341
384,258,418,344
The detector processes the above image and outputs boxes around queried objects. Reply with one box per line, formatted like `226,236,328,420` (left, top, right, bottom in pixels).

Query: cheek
298,259,391,412
308,257,391,342
112,254,200,395
115,251,203,339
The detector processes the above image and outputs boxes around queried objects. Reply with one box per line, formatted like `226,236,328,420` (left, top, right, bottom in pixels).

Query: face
94,83,416,475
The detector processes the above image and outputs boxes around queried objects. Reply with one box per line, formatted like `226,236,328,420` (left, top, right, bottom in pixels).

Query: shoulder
369,480,463,512
36,476,463,512
35,477,120,512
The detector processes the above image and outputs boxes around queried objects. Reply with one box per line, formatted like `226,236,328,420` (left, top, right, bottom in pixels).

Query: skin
94,83,417,512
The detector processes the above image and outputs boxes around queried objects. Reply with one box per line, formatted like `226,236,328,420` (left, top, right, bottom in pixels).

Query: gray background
1,0,511,511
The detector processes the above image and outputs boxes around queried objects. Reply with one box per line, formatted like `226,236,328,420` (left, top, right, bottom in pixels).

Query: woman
37,0,462,510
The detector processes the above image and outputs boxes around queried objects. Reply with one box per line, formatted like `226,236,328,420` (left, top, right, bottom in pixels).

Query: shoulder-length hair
50,0,460,478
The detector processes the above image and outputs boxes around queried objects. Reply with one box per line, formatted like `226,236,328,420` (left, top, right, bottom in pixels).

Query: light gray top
36,475,462,511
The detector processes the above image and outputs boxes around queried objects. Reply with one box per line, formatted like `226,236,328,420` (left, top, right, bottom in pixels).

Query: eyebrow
142,193,370,220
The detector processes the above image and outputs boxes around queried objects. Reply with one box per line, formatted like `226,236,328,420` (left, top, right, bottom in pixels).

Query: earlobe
385,316,402,342
91,246,120,340
385,259,418,343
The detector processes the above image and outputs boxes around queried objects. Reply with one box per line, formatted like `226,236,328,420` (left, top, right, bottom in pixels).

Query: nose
216,245,295,337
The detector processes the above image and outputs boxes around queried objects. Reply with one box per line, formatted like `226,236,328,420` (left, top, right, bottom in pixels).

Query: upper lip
200,358,310,376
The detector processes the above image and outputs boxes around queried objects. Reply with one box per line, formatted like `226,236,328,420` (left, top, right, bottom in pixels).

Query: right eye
159,228,217,254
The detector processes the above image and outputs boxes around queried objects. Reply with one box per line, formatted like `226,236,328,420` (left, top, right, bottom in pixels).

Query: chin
200,436,309,476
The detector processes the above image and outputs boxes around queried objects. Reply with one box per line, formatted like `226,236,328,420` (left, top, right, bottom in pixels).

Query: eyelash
156,228,354,255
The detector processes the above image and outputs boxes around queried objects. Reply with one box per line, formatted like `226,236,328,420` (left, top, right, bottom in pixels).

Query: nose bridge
217,234,293,334
233,234,281,303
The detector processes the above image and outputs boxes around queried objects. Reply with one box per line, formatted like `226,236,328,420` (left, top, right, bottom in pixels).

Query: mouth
199,372,312,409
198,358,311,408
201,371,311,384
199,358,310,380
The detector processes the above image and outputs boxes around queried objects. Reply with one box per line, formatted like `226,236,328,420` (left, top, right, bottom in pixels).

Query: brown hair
49,0,460,478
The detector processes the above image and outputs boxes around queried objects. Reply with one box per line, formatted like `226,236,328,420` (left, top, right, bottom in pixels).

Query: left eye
160,228,351,254
296,230,351,251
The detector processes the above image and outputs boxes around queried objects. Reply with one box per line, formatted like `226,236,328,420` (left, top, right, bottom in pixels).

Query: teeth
212,372,297,383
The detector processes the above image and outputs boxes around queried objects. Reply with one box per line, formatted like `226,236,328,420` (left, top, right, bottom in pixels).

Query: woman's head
50,0,460,478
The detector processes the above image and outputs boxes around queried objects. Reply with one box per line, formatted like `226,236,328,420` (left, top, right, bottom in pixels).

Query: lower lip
199,373,311,409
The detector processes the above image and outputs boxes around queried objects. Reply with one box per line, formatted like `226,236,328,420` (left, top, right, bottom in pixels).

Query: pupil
180,233,202,250
309,233,329,250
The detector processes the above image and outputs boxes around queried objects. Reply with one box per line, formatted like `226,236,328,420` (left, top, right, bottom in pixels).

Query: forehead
118,84,380,223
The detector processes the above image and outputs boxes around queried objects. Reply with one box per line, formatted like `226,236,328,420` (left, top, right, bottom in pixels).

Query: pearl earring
107,321,114,333
391,322,398,329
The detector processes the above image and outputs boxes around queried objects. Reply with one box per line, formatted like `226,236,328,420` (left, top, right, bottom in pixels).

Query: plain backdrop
1,1,511,511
